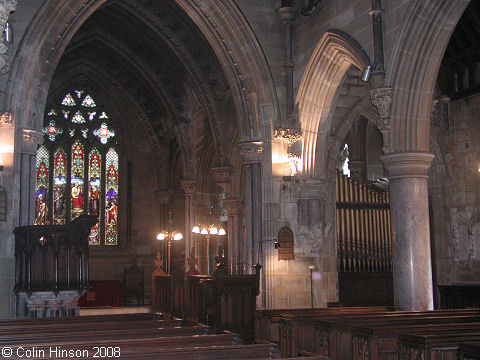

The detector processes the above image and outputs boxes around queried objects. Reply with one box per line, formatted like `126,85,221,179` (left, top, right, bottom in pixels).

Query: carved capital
0,112,12,125
381,152,435,179
370,87,393,120
21,128,43,155
180,180,196,195
239,141,263,163
274,127,303,145
370,87,393,153
223,198,244,216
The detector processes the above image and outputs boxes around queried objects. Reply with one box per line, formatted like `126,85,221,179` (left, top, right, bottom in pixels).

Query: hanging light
200,227,208,235
3,22,12,44
209,226,218,235
192,226,200,234
218,228,226,236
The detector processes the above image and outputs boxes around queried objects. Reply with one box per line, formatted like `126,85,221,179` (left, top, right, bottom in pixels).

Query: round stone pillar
381,152,435,310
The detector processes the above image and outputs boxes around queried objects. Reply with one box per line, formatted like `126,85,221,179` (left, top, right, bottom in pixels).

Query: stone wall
430,93,480,288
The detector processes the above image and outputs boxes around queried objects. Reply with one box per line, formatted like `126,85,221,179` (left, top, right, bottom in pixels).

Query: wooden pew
35,342,277,360
279,306,397,357
312,310,480,359
457,342,480,360
0,325,212,345
398,332,480,360
350,322,480,360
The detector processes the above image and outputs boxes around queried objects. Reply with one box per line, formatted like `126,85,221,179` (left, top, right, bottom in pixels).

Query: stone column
19,129,43,226
382,152,435,310
180,181,196,261
223,198,244,274
212,165,233,268
239,142,263,273
154,189,172,270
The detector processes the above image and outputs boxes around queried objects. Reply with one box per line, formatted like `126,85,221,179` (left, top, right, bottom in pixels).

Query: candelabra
156,212,183,275
192,223,226,274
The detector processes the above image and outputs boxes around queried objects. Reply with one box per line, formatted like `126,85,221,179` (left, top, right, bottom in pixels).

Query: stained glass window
71,140,85,220
43,120,63,141
34,146,49,225
53,148,67,225
88,148,101,245
94,123,115,144
72,111,86,124
62,93,76,106
34,89,119,246
82,95,96,108
105,148,118,245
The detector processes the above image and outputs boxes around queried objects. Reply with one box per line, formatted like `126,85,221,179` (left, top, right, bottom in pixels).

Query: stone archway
1,0,280,317
296,30,370,179
380,0,470,311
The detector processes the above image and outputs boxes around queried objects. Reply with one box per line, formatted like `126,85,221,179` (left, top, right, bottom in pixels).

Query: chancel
1,0,480,358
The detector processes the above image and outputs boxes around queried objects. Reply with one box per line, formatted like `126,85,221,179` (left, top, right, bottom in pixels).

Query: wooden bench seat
313,312,480,359
256,306,394,343
12,332,242,356
350,322,480,360
0,317,188,335
398,331,480,360
457,341,480,360
35,343,277,360
0,325,211,345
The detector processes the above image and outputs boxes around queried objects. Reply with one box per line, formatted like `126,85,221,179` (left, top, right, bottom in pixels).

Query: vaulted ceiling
47,0,237,185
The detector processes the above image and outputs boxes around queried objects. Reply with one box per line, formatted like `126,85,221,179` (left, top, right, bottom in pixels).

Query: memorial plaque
278,226,294,261
0,186,6,222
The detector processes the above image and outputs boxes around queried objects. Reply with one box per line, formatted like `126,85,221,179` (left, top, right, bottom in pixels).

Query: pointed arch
296,30,370,178
385,0,470,152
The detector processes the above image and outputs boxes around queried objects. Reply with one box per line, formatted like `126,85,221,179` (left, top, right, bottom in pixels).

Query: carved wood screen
336,171,392,273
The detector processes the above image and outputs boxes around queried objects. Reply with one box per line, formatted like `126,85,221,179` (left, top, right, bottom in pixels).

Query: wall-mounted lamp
361,65,374,82
274,240,280,249
3,22,12,44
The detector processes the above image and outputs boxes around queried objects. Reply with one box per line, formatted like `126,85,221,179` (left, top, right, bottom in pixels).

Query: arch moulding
385,0,470,153
296,30,370,178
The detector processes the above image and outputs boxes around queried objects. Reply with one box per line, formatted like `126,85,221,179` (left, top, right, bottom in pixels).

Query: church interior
1,0,480,358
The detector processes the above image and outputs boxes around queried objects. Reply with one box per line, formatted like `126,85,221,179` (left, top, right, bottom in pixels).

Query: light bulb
209,226,218,235
218,228,226,236
173,233,183,241
201,227,208,235
192,226,200,233
157,233,165,240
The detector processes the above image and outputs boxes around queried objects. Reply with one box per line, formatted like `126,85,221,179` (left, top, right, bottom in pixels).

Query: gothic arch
385,0,470,152
296,30,370,178
4,0,279,144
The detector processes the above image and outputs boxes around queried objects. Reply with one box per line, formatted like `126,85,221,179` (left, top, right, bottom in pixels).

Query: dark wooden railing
152,262,261,343
14,215,97,295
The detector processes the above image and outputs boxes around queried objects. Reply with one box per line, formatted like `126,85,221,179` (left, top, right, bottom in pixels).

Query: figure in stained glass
107,200,118,224
36,89,119,245
89,184,99,216
71,182,83,210
34,187,47,225
53,186,65,218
